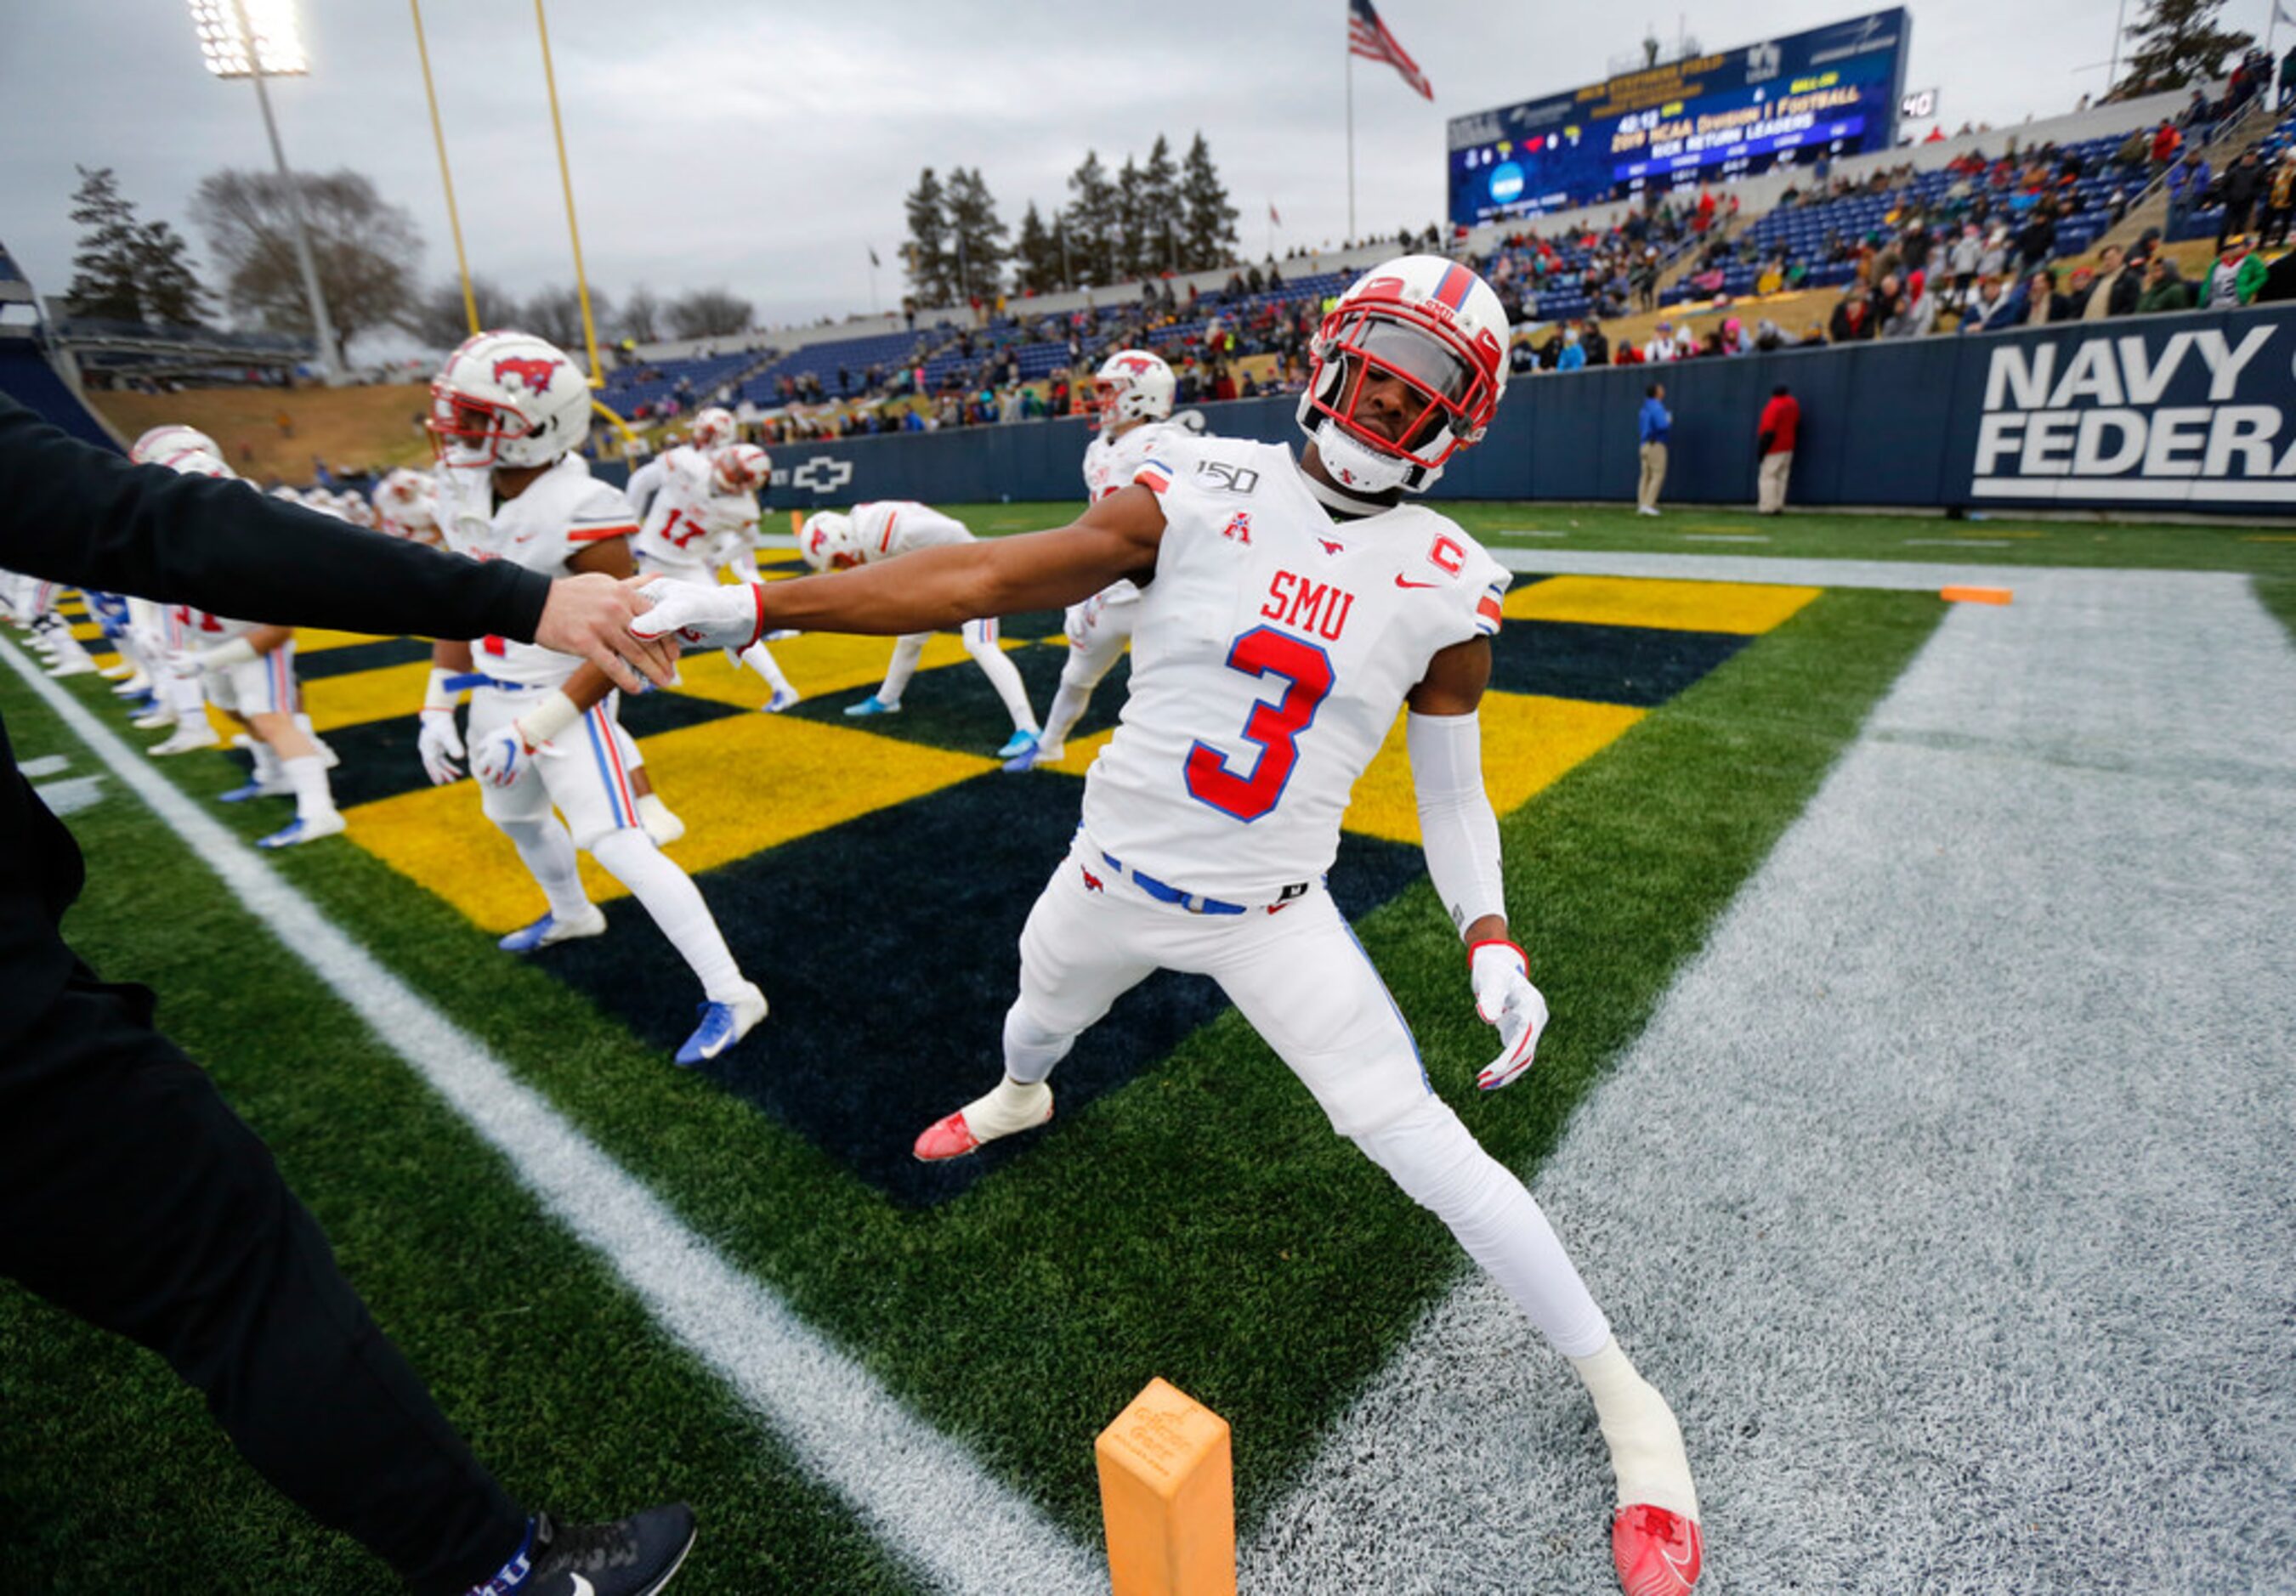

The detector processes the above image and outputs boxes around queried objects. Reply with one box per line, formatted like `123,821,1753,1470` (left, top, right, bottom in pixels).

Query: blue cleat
843,695,900,717
255,811,347,849
218,779,291,804
497,903,607,952
674,982,768,1067
995,728,1040,761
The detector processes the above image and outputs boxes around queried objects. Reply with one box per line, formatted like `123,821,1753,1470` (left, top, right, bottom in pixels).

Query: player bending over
627,431,800,712
1005,348,1193,773
796,501,1041,760
637,258,1704,1595
421,331,766,1067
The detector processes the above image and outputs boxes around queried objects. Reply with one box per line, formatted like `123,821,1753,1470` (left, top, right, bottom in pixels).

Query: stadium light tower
187,0,342,382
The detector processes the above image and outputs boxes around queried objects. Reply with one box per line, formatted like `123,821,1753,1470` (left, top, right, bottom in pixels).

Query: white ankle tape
1570,1338,1699,1521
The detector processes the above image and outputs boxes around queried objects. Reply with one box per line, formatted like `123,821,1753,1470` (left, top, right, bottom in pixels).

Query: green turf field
2,554,1943,1593
956,501,2296,578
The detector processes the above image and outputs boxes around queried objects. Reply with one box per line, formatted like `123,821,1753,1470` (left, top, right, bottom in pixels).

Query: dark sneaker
525,1504,696,1596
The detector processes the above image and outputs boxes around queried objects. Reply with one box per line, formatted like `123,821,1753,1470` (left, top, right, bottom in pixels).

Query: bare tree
190,167,422,362
620,283,663,343
400,274,524,351
666,287,752,339
523,285,616,355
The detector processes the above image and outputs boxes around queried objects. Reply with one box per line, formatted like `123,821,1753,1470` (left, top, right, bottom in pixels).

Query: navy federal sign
1960,306,2296,509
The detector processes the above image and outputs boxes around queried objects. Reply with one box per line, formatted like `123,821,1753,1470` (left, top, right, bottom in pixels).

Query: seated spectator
2024,267,2072,325
1556,328,1586,371
2136,257,2196,314
1881,289,1934,339
1958,274,2027,333
2079,245,2140,320
1581,320,1610,365
1755,259,1784,297
1828,289,1878,342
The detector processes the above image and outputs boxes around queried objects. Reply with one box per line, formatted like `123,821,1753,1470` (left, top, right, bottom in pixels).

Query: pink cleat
1613,1504,1701,1595
911,1089,1054,1162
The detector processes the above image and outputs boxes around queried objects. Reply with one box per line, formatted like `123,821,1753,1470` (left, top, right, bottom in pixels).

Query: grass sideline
949,501,2296,578
1,582,1941,1587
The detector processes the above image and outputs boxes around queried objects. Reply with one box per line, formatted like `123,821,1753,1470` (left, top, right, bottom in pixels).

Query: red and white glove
626,577,761,651
1469,939,1549,1091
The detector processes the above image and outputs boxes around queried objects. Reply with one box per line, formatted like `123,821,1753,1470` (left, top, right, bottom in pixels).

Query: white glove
417,708,466,785
1469,939,1549,1092
626,577,757,650
469,722,532,788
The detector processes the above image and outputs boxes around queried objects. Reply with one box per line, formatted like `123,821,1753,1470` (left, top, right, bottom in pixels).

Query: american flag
1348,0,1431,100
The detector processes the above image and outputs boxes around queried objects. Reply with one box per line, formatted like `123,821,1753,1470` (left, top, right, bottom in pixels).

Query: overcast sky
0,0,2217,345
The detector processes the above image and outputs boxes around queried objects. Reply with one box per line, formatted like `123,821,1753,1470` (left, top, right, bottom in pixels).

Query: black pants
2219,198,2253,246
0,972,525,1594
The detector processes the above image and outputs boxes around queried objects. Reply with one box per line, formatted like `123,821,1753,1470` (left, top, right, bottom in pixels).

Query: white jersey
1080,436,1509,902
435,454,639,688
1081,419,1190,607
846,501,972,564
632,446,762,574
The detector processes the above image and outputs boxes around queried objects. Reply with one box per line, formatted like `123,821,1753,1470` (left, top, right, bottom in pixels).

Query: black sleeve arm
0,394,550,642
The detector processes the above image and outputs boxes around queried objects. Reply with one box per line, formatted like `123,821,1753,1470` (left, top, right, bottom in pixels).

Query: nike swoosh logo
1393,575,1440,589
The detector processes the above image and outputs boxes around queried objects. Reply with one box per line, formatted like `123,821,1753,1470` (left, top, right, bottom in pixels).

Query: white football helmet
1092,349,1176,431
129,424,222,468
690,406,738,450
712,443,770,496
797,511,861,572
1298,254,1509,495
167,450,235,480
427,330,592,469
375,467,439,529
269,485,303,504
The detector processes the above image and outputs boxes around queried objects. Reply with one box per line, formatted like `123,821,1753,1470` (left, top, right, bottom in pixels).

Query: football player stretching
636,258,1703,1594
626,431,800,712
1004,348,1193,773
794,501,1041,760
422,331,766,1067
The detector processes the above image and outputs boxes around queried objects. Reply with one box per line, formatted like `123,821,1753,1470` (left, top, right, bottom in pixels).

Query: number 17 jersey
1080,437,1510,902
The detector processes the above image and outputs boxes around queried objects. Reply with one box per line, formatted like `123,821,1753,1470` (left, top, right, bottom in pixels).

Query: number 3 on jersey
1184,625,1334,822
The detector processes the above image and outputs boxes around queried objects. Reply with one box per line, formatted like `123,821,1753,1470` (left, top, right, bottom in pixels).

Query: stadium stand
598,346,777,419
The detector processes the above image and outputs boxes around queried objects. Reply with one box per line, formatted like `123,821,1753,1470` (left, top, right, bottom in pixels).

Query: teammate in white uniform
628,440,800,712
1004,349,1189,773
373,467,445,548
635,257,1704,1596
420,331,766,1067
796,501,1040,759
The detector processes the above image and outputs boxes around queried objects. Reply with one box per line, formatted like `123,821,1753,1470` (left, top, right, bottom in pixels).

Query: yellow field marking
1340,692,1646,846
1504,575,1820,636
667,631,1028,710
346,713,996,932
294,628,396,654
71,622,105,643
1031,725,1119,775
302,660,438,733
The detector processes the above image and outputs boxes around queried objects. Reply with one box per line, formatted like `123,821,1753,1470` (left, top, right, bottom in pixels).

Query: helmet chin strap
1308,418,1435,501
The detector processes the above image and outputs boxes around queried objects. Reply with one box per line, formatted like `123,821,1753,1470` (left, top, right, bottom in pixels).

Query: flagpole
1346,14,1358,242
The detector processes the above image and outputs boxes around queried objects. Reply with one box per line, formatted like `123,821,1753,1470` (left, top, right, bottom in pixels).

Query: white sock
497,817,592,922
738,640,795,696
589,827,746,1001
251,740,284,787
167,671,207,722
961,1076,1054,1136
1039,681,1091,755
967,637,1039,733
877,635,927,705
1569,1338,1699,1521
281,755,336,823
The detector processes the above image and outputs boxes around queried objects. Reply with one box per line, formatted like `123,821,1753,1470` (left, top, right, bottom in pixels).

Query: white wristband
513,688,583,750
198,637,259,671
422,665,465,714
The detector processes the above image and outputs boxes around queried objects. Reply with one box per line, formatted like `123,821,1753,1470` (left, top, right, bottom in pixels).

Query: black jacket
0,393,552,1038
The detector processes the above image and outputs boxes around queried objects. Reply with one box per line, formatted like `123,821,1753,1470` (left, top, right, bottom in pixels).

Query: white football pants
876,617,1038,733
1040,590,1138,754
1001,838,1612,1357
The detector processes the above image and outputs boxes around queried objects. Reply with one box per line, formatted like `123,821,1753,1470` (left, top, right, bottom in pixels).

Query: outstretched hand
622,575,759,651
535,571,680,692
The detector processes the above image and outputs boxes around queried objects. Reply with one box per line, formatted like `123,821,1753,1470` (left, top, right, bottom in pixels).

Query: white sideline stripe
0,638,1101,1596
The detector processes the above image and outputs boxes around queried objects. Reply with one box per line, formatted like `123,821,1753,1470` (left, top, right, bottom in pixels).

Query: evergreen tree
65,167,147,321
904,167,955,306
1178,133,1239,273
1063,150,1120,286
1014,201,1063,295
945,167,1010,302
134,219,209,326
1138,135,1182,276
2114,0,2253,93
1114,155,1146,282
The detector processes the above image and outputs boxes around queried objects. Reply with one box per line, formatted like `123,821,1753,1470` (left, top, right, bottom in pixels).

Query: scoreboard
1446,9,1912,227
